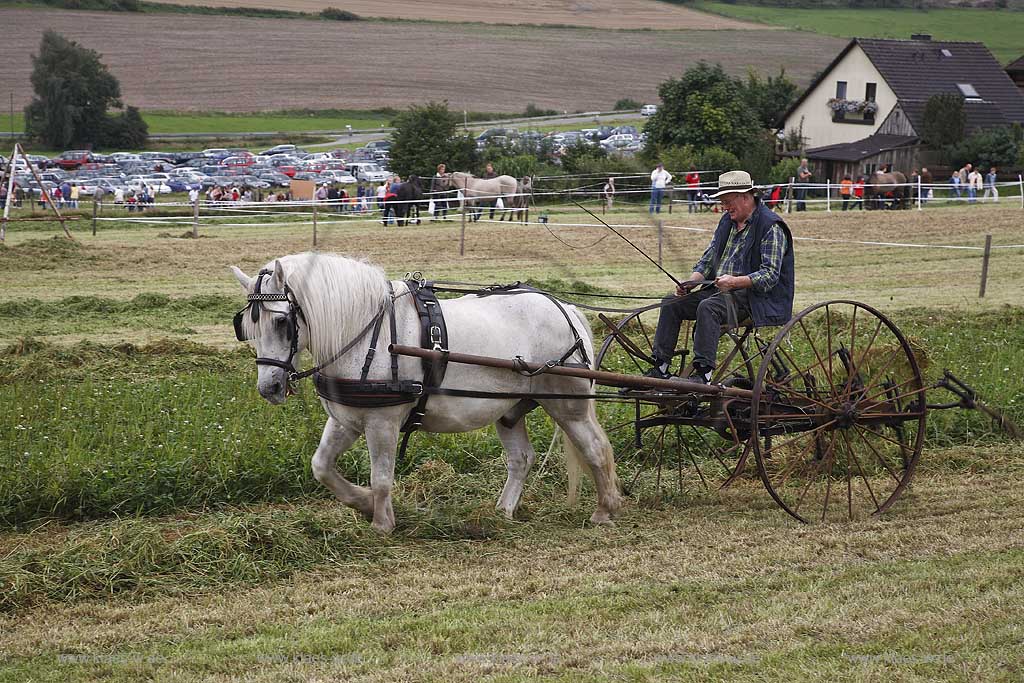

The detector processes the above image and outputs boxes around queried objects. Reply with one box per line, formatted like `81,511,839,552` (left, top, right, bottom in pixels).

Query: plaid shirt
693,220,788,293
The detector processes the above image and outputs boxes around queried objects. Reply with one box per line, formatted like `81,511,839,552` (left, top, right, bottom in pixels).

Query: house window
956,83,982,101
865,82,877,102
836,81,848,99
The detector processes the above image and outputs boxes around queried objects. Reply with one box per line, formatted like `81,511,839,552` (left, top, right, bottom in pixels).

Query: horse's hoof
371,520,395,535
589,512,615,526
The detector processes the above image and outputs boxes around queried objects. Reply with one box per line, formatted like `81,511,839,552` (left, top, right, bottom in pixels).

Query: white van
641,104,658,116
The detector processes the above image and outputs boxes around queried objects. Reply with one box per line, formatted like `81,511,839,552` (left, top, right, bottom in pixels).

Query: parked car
221,155,254,169
365,140,391,151
600,133,635,149
52,150,94,170
320,169,358,184
260,144,301,156
346,162,389,183
641,104,658,116
201,148,231,160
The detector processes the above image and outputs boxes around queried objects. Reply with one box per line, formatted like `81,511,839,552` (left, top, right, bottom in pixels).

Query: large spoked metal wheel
595,306,769,500
750,300,927,523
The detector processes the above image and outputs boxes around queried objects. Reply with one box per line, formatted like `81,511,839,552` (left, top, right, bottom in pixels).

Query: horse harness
236,271,592,453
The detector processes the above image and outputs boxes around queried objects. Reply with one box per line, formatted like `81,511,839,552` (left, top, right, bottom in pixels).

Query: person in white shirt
649,163,672,214
188,187,199,205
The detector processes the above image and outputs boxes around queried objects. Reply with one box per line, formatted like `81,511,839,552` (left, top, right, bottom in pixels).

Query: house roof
1007,55,1024,74
897,98,1013,135
779,37,1024,131
804,133,919,163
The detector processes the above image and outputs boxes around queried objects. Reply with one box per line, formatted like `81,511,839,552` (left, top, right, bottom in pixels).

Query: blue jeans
649,187,664,213
967,186,977,203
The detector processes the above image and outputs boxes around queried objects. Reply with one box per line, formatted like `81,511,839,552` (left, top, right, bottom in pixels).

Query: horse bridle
233,268,306,378
235,268,397,386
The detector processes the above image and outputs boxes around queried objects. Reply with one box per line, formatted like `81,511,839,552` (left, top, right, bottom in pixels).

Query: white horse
441,171,519,221
231,252,620,533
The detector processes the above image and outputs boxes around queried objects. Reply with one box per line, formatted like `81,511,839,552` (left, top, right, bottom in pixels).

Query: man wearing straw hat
645,170,794,384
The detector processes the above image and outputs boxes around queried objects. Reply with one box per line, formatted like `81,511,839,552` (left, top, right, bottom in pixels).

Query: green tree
743,68,800,130
103,105,149,149
24,30,123,148
643,62,761,160
388,101,477,178
947,126,1019,170
920,93,965,150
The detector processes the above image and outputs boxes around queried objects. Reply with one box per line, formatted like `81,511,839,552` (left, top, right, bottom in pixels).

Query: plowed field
145,0,768,30
0,8,842,113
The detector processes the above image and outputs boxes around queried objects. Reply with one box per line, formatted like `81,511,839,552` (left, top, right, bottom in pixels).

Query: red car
52,150,94,170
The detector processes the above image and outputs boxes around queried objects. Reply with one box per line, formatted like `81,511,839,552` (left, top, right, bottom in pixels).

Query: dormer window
956,83,982,101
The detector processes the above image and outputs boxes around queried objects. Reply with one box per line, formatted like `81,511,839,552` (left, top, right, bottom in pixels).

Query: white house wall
784,45,898,149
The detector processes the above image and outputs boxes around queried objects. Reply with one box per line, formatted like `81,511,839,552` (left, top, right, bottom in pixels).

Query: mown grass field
694,2,1024,63
1,203,1023,681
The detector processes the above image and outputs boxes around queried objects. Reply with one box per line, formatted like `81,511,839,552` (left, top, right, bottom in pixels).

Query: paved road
307,111,645,149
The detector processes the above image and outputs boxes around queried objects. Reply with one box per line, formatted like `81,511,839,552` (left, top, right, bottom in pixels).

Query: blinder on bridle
233,268,306,378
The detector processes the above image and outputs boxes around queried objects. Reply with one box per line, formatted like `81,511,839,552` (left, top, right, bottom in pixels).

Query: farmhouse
1007,55,1024,93
779,36,1024,181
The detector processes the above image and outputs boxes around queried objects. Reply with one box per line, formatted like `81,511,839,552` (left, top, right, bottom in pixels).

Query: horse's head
231,260,308,405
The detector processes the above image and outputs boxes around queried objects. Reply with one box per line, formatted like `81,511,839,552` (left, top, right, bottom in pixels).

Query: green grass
141,110,395,135
693,3,1024,63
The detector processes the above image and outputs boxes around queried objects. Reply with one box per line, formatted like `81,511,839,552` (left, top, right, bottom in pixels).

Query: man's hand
676,275,704,296
715,274,750,292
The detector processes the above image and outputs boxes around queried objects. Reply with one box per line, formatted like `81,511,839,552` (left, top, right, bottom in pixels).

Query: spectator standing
52,185,63,208
94,186,105,211
649,162,672,214
114,186,125,206
853,176,865,210
795,158,811,211
602,177,615,212
685,165,701,213
431,163,449,220
984,167,999,203
482,162,499,219
920,167,933,204
375,182,386,209
839,175,853,211
188,187,199,205
967,166,982,203
59,180,71,208
950,169,962,200
69,184,79,209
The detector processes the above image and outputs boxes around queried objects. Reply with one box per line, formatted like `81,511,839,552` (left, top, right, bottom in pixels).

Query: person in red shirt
852,176,865,210
686,165,701,213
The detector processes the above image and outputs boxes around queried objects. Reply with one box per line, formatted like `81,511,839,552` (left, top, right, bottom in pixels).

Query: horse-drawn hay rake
394,297,1018,524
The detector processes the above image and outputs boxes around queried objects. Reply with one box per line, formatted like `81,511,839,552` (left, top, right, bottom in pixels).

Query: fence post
917,175,922,211
191,196,199,238
92,199,98,236
826,179,831,212
1019,174,1023,210
459,203,466,256
785,177,794,214
312,202,318,246
979,234,992,298
657,218,663,266
668,186,673,214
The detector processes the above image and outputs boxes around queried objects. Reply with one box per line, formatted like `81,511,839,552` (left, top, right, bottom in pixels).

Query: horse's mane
268,252,390,365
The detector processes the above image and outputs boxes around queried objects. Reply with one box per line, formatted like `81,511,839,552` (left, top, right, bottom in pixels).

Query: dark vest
711,198,794,327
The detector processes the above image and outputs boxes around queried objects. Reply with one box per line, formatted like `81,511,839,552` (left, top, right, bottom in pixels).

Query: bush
614,98,642,111
101,106,148,149
769,157,802,185
947,126,1019,170
696,147,741,174
320,7,359,20
523,103,558,118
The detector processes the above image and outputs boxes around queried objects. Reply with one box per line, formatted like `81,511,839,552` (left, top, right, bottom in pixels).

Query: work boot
686,364,714,384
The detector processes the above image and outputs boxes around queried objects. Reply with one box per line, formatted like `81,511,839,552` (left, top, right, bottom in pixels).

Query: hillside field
694,2,1024,63
0,8,842,114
